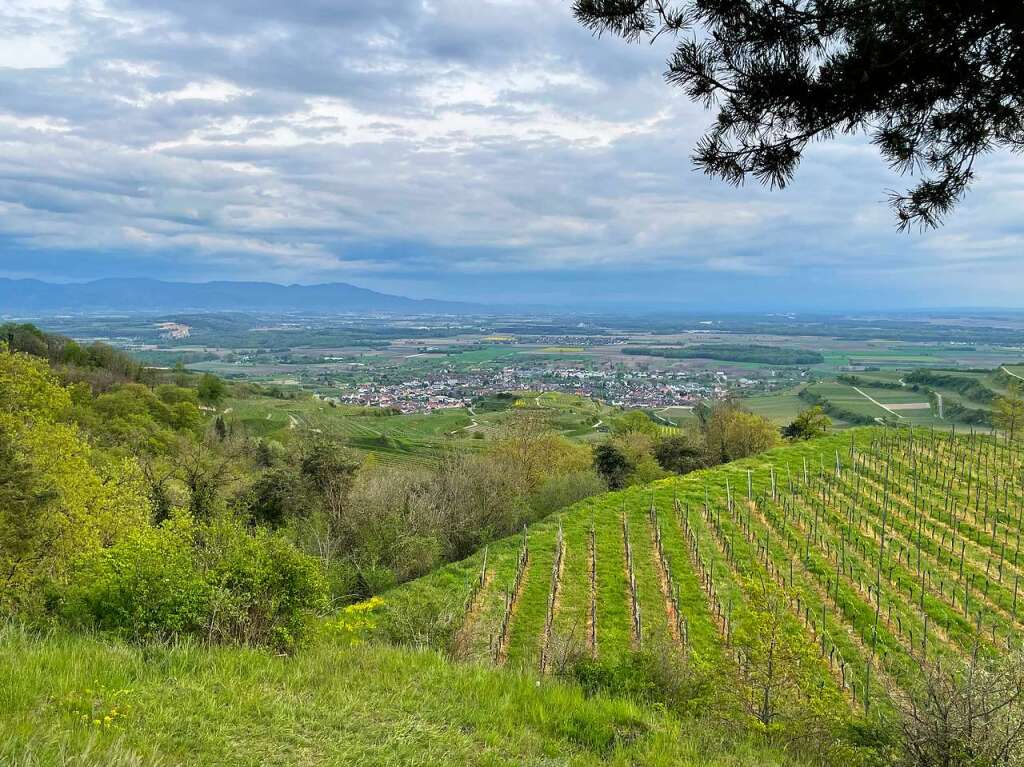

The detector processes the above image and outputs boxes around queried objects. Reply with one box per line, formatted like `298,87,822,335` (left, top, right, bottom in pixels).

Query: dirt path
539,539,566,674
622,519,641,650
453,570,493,660
587,531,597,657
853,386,905,419
648,519,681,643
495,555,530,665
1003,366,1024,382
448,407,479,435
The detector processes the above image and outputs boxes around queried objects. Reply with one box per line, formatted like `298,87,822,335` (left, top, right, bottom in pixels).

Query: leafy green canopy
0,344,151,610
573,1,1024,229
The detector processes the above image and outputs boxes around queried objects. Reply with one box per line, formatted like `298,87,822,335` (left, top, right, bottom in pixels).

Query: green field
223,390,618,467
0,624,809,767
742,388,809,424
389,426,1024,738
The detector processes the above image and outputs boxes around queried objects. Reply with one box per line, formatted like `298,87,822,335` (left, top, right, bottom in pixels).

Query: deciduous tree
782,406,832,441
994,383,1024,442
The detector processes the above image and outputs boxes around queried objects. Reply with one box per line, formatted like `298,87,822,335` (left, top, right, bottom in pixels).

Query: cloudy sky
1,0,1022,310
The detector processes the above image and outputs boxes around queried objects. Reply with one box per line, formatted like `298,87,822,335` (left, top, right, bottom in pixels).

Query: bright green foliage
731,579,844,740
77,383,202,453
611,410,661,437
60,516,327,651
567,645,717,717
0,341,71,418
0,345,151,610
782,405,832,441
60,516,211,640
202,518,328,649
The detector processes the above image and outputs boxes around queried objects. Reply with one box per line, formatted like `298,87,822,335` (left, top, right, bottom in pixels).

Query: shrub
653,433,705,475
60,516,327,651
528,470,607,517
59,517,210,641
782,406,832,441
201,519,329,649
563,644,713,716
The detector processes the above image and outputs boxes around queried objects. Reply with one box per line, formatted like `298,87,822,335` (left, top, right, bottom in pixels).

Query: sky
1,0,1023,311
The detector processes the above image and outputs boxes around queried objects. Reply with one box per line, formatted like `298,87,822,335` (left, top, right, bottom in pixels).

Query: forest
623,344,825,365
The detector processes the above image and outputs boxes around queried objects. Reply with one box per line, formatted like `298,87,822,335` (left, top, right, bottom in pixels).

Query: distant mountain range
0,278,485,315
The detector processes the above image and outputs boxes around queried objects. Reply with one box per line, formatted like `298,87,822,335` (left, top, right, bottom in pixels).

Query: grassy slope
384,430,875,663
0,626,801,767
389,426,1024,733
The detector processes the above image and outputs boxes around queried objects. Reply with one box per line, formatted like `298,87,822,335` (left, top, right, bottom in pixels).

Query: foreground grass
0,626,809,767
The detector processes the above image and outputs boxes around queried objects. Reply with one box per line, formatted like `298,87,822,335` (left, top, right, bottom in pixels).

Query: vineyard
388,425,1024,723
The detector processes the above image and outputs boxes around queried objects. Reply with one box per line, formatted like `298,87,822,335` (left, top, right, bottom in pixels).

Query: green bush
564,645,713,716
59,517,210,641
60,516,327,651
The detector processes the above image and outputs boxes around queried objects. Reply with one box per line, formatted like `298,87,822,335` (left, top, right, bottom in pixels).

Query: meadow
0,624,814,767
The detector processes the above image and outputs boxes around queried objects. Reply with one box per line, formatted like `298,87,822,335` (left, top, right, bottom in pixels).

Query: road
852,386,905,419
449,407,479,435
1003,366,1024,382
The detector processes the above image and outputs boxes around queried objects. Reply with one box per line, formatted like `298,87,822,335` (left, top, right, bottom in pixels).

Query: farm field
223,389,618,467
388,426,1024,731
804,382,898,421
743,387,810,425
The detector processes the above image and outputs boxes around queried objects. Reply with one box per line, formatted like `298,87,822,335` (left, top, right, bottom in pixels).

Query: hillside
0,278,481,315
0,625,802,767
386,426,1024,741
224,389,614,469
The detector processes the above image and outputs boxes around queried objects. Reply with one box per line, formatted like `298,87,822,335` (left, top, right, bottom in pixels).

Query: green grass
742,388,809,424
388,425,1024,740
222,391,618,467
0,625,810,767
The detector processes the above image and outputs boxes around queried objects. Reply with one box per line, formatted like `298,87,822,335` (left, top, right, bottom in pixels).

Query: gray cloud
0,0,1021,306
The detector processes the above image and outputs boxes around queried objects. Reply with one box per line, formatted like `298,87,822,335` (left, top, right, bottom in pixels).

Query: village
327,362,772,413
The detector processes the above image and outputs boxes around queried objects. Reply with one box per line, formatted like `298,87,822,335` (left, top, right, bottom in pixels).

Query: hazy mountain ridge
0,278,482,314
